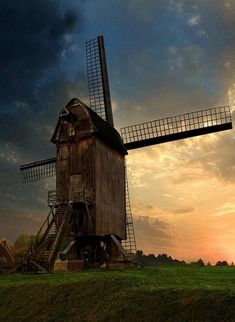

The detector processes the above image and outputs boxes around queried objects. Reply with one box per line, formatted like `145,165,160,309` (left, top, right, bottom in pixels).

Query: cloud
134,214,174,253
0,1,81,163
0,209,43,242
213,202,235,217
188,15,201,27
130,199,235,263
0,0,81,241
172,131,235,183
0,0,77,106
110,0,235,130
173,207,194,214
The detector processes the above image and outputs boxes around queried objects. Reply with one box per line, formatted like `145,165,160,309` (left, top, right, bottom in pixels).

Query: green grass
0,265,235,321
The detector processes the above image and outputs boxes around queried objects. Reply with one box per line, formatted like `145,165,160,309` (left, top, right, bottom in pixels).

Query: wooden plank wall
55,103,126,239
95,138,126,239
70,137,95,192
56,137,96,234
57,144,70,203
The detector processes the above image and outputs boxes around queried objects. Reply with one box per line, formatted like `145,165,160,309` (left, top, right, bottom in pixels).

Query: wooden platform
54,259,84,271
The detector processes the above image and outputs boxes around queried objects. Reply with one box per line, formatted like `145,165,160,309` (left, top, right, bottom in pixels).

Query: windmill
17,36,232,273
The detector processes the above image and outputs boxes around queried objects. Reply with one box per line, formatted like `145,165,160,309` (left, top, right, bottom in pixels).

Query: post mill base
54,258,137,271
54,259,84,271
53,235,136,271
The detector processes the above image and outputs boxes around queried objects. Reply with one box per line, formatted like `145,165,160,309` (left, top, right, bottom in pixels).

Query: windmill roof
51,98,127,155
0,241,15,266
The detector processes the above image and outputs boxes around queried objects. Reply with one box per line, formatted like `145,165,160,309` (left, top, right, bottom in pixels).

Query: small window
68,123,75,136
59,145,69,161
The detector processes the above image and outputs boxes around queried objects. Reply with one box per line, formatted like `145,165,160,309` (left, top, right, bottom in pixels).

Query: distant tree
135,250,144,264
142,254,156,265
207,262,212,266
156,253,169,264
14,234,35,251
136,250,143,258
148,254,156,261
135,250,186,266
197,259,205,266
190,259,205,267
215,260,228,266
231,262,234,266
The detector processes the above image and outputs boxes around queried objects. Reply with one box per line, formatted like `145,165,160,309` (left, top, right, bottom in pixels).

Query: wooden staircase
17,203,73,273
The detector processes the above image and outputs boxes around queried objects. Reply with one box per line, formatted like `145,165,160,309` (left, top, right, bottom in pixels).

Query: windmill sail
122,165,137,255
121,106,232,150
86,36,114,126
20,157,56,183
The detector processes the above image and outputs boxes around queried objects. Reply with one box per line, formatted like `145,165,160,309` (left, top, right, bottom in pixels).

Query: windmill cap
51,98,127,155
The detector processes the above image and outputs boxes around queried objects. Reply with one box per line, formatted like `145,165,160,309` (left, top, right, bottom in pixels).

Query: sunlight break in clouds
127,130,235,263
228,84,235,113
188,15,200,27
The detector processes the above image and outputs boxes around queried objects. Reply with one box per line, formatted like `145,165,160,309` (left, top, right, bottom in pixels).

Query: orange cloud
127,128,235,263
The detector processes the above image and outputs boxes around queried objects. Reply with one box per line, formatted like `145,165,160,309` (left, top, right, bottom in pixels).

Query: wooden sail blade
86,36,114,126
121,106,232,150
20,157,56,183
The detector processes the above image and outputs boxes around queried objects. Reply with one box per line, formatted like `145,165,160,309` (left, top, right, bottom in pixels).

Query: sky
0,0,235,264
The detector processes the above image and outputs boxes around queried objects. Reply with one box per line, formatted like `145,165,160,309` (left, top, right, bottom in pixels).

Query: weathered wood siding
95,138,126,239
56,137,96,234
54,100,126,239
70,138,95,193
57,144,70,204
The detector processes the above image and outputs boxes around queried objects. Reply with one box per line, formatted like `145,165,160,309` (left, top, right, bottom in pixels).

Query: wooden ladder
122,168,137,254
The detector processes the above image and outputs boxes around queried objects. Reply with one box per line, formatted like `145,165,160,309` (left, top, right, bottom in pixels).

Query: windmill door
70,174,83,202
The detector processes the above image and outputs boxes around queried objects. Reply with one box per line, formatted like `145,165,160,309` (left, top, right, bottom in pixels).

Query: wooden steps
17,204,74,273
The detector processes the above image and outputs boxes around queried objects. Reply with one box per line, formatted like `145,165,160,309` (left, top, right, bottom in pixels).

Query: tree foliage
135,250,185,266
14,234,35,251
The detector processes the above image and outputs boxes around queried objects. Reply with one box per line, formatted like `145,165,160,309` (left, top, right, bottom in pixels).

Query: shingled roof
51,98,127,155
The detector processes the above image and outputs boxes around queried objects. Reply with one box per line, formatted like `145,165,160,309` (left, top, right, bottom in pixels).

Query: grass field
0,265,235,322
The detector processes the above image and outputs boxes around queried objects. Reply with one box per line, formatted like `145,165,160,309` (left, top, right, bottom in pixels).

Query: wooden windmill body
18,36,232,273
53,100,126,239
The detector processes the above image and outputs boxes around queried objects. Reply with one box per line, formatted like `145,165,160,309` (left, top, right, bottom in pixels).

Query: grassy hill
0,265,235,321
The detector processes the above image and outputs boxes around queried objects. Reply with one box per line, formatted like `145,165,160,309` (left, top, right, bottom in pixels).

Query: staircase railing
48,203,73,270
70,187,95,204
33,207,55,246
48,191,57,207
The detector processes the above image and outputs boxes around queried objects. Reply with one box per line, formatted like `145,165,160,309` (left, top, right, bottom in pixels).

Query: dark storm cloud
0,209,43,241
0,0,77,106
0,75,86,161
97,0,235,126
0,0,79,160
0,0,80,241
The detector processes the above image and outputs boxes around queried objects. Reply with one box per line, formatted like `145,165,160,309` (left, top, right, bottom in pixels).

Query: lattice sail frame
122,165,137,254
20,157,56,183
86,36,114,126
121,106,232,150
